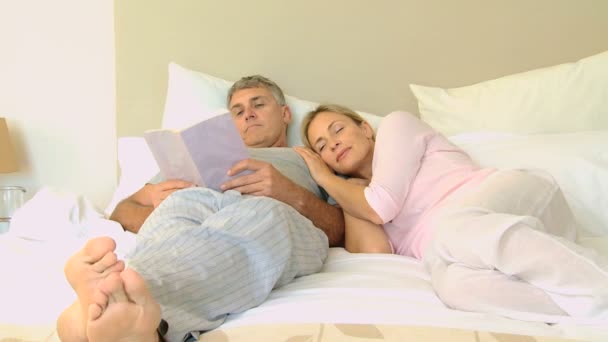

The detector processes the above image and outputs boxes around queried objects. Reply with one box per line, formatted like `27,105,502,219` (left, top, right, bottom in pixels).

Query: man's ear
282,105,293,125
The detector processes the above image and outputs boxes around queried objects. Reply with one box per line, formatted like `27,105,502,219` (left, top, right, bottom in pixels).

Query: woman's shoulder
378,111,436,136
382,110,417,121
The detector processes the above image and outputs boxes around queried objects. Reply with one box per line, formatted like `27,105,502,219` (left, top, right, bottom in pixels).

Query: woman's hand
346,177,370,186
293,146,336,186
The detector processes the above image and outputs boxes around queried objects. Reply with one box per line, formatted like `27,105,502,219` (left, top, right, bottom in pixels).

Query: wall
115,0,608,137
0,0,116,210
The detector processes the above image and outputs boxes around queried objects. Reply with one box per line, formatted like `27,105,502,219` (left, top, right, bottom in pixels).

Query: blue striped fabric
127,187,329,341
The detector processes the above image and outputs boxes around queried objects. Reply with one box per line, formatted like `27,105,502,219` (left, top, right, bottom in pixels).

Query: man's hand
221,159,296,203
136,180,194,208
222,158,346,247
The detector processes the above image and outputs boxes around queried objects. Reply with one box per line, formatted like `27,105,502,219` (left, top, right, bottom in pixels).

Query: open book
143,113,250,191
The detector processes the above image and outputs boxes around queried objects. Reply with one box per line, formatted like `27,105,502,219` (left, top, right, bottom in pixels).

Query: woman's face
306,111,374,177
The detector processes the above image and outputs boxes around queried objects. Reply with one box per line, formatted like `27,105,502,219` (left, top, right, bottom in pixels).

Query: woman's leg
426,252,567,320
425,169,608,320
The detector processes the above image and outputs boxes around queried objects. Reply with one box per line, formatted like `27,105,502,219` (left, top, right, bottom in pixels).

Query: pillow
162,62,383,147
103,137,159,217
449,131,608,238
411,50,608,136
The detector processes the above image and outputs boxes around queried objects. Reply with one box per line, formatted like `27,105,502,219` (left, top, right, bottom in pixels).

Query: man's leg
56,237,126,341
127,188,329,341
86,269,161,342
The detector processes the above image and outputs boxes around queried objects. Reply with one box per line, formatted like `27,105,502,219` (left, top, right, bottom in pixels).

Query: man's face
229,87,292,148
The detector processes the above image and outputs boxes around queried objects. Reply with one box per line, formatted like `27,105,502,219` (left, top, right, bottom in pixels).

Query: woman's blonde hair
301,104,374,148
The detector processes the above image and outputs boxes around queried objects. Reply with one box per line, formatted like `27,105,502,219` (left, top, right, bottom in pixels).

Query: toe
92,252,118,273
121,268,153,305
83,237,117,263
88,302,104,322
91,287,109,314
99,272,129,303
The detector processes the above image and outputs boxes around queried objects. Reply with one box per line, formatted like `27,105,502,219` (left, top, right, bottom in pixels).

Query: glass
0,186,26,221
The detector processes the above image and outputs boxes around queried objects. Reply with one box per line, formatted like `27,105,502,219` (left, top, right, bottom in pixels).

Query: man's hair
227,75,287,107
301,104,375,148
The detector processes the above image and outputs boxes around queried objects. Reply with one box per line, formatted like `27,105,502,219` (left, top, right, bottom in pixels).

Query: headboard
115,0,608,137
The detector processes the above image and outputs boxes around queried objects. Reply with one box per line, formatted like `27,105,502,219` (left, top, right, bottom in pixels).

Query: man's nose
245,107,256,120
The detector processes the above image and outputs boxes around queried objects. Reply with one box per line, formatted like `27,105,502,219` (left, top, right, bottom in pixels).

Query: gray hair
227,75,287,106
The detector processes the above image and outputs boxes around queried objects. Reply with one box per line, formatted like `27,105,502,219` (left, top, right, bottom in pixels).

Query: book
143,113,250,191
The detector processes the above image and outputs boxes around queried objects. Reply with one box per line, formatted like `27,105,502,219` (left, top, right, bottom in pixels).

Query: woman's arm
344,211,392,254
363,111,434,223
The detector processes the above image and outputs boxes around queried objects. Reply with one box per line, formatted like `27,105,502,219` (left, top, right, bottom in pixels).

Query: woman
294,104,608,322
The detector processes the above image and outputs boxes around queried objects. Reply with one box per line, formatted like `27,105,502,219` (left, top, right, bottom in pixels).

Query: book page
144,129,204,186
180,113,250,191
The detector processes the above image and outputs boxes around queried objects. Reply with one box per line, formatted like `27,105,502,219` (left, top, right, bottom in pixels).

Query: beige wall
115,0,608,137
0,1,116,209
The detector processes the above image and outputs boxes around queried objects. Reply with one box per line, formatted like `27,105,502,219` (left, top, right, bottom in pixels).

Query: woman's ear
361,121,374,139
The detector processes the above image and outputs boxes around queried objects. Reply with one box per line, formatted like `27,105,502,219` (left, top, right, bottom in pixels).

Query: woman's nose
330,139,341,151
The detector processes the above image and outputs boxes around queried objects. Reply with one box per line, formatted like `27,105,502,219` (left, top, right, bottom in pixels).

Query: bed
2,47,608,341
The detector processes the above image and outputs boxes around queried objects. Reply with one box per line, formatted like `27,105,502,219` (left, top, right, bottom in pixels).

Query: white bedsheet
1,188,607,341
222,247,608,341
1,188,135,329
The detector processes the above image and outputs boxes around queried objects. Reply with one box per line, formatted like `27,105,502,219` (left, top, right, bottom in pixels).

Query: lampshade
0,117,18,173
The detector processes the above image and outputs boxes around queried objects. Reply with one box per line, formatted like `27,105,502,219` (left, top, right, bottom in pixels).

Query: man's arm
110,180,193,234
283,183,345,247
222,159,345,247
109,196,154,234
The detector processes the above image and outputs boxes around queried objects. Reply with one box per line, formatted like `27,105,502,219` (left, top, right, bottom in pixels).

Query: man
109,75,344,247
58,75,344,341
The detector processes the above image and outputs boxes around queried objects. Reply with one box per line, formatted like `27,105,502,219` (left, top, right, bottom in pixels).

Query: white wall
0,1,116,211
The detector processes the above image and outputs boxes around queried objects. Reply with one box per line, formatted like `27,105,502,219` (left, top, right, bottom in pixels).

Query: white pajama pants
126,188,329,342
423,169,608,323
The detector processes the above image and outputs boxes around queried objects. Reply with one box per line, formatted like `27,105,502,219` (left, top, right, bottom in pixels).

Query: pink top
364,111,495,259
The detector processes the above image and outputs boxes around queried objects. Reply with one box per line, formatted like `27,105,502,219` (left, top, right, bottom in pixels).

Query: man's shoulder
249,147,327,201
249,147,299,160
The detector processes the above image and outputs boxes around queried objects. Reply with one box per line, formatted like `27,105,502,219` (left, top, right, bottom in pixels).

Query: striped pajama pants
126,188,329,341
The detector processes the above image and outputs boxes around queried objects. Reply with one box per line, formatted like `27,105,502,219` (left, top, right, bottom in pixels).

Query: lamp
0,117,17,173
0,117,25,227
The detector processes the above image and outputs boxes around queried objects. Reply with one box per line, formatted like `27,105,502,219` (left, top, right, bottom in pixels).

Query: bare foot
87,268,162,342
59,237,125,340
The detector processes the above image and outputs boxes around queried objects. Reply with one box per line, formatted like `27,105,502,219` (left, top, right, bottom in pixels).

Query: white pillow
103,137,158,217
162,62,383,147
450,131,608,238
411,50,608,136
